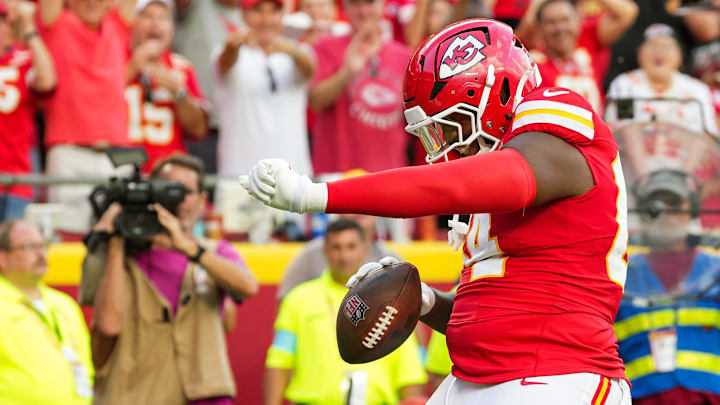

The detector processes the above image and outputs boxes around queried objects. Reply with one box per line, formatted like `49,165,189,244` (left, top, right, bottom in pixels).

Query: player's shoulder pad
510,87,596,146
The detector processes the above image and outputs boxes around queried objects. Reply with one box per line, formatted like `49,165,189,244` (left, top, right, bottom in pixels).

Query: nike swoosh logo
520,377,548,386
543,89,570,97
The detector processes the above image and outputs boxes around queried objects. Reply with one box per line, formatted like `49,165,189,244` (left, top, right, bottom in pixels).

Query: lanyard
23,299,64,345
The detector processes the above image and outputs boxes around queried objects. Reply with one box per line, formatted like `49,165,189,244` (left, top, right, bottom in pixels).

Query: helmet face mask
405,103,500,163
403,19,541,163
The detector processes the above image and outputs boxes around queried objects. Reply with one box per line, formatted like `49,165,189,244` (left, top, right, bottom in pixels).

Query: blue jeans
0,194,31,222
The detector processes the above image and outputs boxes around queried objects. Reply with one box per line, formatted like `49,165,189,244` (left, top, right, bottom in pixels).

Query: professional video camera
89,148,186,240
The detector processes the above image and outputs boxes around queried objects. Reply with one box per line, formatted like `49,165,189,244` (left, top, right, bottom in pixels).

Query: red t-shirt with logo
126,51,208,172
533,16,606,112
0,45,36,199
310,35,411,174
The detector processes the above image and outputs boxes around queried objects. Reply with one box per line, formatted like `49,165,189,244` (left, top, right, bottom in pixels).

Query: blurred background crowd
1,0,720,404
0,0,718,243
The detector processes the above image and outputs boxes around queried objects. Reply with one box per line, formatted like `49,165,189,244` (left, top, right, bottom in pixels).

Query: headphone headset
631,169,703,219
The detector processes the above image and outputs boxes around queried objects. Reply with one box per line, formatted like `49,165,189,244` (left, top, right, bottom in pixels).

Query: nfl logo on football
343,294,369,326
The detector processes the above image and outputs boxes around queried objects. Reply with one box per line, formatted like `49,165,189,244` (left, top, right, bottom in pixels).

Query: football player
241,19,630,404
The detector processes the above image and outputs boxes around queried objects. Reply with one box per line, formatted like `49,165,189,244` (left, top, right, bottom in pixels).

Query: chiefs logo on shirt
438,34,486,80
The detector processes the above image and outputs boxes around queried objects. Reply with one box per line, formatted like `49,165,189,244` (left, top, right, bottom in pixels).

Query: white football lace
362,306,399,349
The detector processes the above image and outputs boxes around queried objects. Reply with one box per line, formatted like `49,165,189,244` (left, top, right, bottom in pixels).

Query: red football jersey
446,87,629,383
0,45,36,199
125,51,207,172
533,17,605,113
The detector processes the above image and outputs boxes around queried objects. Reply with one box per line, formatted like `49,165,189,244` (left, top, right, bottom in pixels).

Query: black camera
89,148,186,240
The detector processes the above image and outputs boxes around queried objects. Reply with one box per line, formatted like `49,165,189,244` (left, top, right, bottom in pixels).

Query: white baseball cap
136,0,175,13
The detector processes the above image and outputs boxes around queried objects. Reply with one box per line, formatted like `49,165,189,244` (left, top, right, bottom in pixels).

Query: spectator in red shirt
126,0,209,172
38,0,137,235
0,0,55,221
520,0,637,112
309,0,411,176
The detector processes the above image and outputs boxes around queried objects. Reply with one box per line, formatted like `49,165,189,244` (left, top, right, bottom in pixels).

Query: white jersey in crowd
211,44,313,177
605,69,719,137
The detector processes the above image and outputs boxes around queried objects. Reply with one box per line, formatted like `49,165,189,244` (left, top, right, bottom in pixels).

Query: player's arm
348,258,456,334
16,1,56,92
504,131,594,206
419,289,455,334
595,0,639,47
240,131,594,216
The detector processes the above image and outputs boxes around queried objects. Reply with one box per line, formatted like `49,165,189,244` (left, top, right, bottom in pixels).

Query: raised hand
239,159,327,213
151,203,197,256
343,25,382,75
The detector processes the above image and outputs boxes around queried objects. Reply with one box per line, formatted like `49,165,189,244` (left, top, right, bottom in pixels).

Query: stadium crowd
0,0,718,240
1,0,720,403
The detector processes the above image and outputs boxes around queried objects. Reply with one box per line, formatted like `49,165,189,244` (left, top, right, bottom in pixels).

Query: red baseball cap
0,2,7,15
241,0,283,10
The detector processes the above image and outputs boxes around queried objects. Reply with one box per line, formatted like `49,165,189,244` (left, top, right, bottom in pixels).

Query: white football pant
427,372,631,405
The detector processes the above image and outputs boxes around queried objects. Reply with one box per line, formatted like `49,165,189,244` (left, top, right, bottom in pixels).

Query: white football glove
238,159,328,213
346,256,436,316
447,214,469,251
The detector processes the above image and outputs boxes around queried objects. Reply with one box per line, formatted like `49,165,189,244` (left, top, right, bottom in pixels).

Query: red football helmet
403,19,541,163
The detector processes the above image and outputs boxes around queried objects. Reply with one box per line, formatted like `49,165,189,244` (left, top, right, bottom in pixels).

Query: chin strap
447,214,469,251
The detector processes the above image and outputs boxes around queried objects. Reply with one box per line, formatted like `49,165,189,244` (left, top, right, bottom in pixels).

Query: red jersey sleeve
326,148,536,217
506,87,597,146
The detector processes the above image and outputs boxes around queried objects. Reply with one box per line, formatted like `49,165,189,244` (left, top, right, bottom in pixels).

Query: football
336,261,422,364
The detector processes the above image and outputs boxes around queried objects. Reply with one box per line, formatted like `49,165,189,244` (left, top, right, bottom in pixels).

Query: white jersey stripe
512,113,595,140
515,100,593,122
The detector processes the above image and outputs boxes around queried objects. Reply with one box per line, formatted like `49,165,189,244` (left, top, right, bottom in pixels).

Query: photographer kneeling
81,154,259,405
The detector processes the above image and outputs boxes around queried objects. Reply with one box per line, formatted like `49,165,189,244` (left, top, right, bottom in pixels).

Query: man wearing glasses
0,219,93,405
82,154,259,404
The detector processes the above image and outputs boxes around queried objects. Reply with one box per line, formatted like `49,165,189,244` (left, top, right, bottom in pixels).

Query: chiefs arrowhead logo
438,34,486,80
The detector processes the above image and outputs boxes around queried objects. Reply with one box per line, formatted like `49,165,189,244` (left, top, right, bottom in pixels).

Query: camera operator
82,153,259,405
